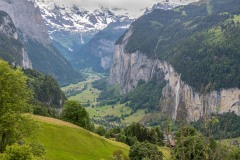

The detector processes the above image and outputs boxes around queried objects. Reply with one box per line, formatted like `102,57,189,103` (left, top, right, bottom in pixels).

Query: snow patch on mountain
35,0,131,34
35,0,199,35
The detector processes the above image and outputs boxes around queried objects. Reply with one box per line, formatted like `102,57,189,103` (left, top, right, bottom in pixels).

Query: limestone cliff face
109,29,240,122
0,13,18,39
21,48,32,68
0,0,83,85
0,11,32,68
0,0,50,45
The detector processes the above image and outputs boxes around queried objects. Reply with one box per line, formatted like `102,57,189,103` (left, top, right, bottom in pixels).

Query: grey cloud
52,0,158,10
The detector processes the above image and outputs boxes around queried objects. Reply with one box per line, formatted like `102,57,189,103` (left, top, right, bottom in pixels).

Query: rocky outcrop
72,20,132,72
0,10,32,68
109,29,240,122
0,13,18,39
21,48,32,69
160,73,240,122
0,0,83,85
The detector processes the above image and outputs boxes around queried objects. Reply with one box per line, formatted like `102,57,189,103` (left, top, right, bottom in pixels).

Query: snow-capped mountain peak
32,0,200,72
35,0,131,34
35,0,199,34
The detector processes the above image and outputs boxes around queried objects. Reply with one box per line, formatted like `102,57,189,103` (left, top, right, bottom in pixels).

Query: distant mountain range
35,0,134,71
35,0,198,72
36,0,130,33
0,0,199,84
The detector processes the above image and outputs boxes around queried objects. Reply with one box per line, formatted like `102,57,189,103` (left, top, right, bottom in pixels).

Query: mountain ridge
0,10,32,68
34,0,199,72
0,0,84,85
109,0,240,121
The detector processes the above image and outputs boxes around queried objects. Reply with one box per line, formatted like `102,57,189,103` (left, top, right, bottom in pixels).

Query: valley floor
61,72,148,126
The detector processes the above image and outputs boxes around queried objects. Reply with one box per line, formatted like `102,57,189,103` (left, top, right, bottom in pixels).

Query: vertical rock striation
0,0,83,85
0,10,32,68
0,0,50,45
109,29,240,122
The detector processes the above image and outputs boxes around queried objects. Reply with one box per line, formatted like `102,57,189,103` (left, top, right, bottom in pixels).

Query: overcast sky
48,0,157,17
49,0,198,17
52,0,159,9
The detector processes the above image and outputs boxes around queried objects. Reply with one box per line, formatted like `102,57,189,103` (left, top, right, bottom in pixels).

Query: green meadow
62,73,147,125
33,116,171,160
34,116,129,160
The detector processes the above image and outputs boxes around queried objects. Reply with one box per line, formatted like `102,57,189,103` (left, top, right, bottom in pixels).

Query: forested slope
117,0,240,93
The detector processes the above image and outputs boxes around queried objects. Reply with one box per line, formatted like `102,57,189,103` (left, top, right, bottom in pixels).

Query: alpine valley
35,0,198,72
0,0,240,159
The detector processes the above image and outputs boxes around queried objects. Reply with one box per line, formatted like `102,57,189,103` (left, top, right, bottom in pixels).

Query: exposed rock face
109,28,158,94
109,29,240,122
73,20,132,72
0,13,18,39
0,10,32,68
35,0,132,67
0,0,83,85
0,0,50,45
21,48,32,68
161,74,240,122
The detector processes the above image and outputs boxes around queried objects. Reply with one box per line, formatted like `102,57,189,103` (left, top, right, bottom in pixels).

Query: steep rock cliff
109,29,240,122
0,10,32,68
0,0,83,85
0,0,50,45
72,20,132,72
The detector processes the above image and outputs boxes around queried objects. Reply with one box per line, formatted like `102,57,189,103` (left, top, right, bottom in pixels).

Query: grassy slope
33,116,129,160
220,137,240,147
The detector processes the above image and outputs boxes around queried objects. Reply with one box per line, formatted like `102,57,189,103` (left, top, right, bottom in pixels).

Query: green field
62,73,101,105
68,83,100,104
220,137,240,147
34,116,129,160
86,104,146,125
62,73,147,125
86,103,132,118
122,109,147,124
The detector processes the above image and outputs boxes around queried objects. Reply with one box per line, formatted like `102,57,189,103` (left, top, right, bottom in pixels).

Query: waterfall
22,48,32,69
174,75,181,120
80,33,84,44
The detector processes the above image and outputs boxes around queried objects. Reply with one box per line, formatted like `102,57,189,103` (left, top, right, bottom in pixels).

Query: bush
192,112,240,139
0,143,45,160
95,126,107,136
121,77,166,111
110,150,130,160
173,126,230,160
60,100,92,130
129,141,163,160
